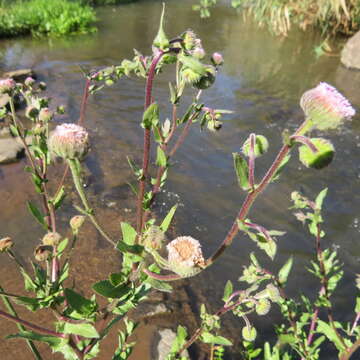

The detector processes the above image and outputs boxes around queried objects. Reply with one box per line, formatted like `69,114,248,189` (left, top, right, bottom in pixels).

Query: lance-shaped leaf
233,152,250,191
278,257,293,286
142,102,159,130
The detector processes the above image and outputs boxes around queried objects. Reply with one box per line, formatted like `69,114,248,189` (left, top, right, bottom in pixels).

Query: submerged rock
0,137,25,164
2,69,34,82
341,31,360,70
154,328,190,360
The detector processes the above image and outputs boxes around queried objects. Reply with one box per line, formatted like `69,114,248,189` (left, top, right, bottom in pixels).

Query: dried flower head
42,232,62,246
0,78,16,94
300,82,355,131
0,237,13,252
34,244,52,262
48,123,89,160
167,236,205,276
39,108,53,123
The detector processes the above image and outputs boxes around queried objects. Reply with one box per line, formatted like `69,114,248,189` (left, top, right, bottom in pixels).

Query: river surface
0,0,360,358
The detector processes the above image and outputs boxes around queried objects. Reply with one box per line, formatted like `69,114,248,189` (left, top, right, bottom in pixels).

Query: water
0,0,360,358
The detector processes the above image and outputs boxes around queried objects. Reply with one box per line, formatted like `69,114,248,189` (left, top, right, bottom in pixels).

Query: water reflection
0,0,359,358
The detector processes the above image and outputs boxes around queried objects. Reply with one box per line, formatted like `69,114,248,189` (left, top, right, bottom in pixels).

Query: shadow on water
0,0,360,358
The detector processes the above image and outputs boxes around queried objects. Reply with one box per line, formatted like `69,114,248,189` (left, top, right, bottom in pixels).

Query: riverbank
0,0,138,38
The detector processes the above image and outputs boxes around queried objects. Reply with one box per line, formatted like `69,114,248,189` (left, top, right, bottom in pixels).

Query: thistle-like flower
48,123,89,160
300,82,355,131
0,78,16,94
211,52,224,66
167,236,205,277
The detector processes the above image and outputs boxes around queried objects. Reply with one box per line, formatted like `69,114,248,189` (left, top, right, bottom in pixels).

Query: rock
154,328,190,360
2,69,34,83
341,31,360,70
0,94,10,107
0,137,25,164
131,302,171,322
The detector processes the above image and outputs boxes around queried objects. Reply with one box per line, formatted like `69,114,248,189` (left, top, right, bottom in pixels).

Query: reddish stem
136,51,164,235
0,309,66,338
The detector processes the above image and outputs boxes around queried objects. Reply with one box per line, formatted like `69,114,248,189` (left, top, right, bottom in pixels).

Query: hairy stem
68,159,115,246
0,308,66,338
136,51,164,236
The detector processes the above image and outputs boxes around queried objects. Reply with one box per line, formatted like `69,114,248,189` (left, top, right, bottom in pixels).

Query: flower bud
39,82,47,90
167,236,205,277
48,123,89,160
255,298,271,315
24,77,35,87
193,65,216,90
143,225,167,251
0,237,13,252
300,82,355,131
34,244,52,261
242,135,269,158
242,325,257,342
211,52,224,66
42,232,61,246
39,108,53,122
191,46,205,60
266,284,281,303
0,78,16,94
70,215,86,232
25,105,39,119
183,30,197,50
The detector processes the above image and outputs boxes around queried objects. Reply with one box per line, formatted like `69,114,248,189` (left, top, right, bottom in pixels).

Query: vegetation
0,0,96,38
80,0,138,6
193,0,360,36
0,7,359,360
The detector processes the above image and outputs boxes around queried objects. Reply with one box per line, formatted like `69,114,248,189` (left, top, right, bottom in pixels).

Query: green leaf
9,124,19,137
27,201,46,229
120,222,137,245
316,319,346,352
178,54,207,76
109,273,127,287
298,138,334,169
242,134,269,158
146,277,173,293
63,322,99,339
271,154,291,183
315,188,328,210
116,242,143,261
160,205,178,232
142,102,159,130
92,280,131,299
57,238,69,256
52,186,66,210
278,257,293,285
156,146,167,167
64,288,96,317
233,153,250,191
21,268,37,292
201,332,233,346
222,280,233,302
7,331,61,347
14,296,41,311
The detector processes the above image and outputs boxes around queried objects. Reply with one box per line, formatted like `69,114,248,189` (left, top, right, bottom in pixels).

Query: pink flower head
24,77,35,87
300,82,355,131
191,46,206,60
0,78,16,94
49,123,89,160
167,236,205,274
211,52,224,66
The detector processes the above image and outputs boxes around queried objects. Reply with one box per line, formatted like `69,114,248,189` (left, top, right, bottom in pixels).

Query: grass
0,0,97,38
195,0,360,37
81,0,138,5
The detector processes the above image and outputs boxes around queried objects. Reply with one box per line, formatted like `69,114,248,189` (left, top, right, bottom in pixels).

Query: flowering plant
0,7,358,360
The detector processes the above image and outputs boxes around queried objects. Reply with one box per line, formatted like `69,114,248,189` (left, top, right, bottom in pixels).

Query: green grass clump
81,0,138,5
0,0,97,38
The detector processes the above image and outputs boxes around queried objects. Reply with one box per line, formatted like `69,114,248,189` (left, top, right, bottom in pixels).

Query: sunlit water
0,0,360,358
